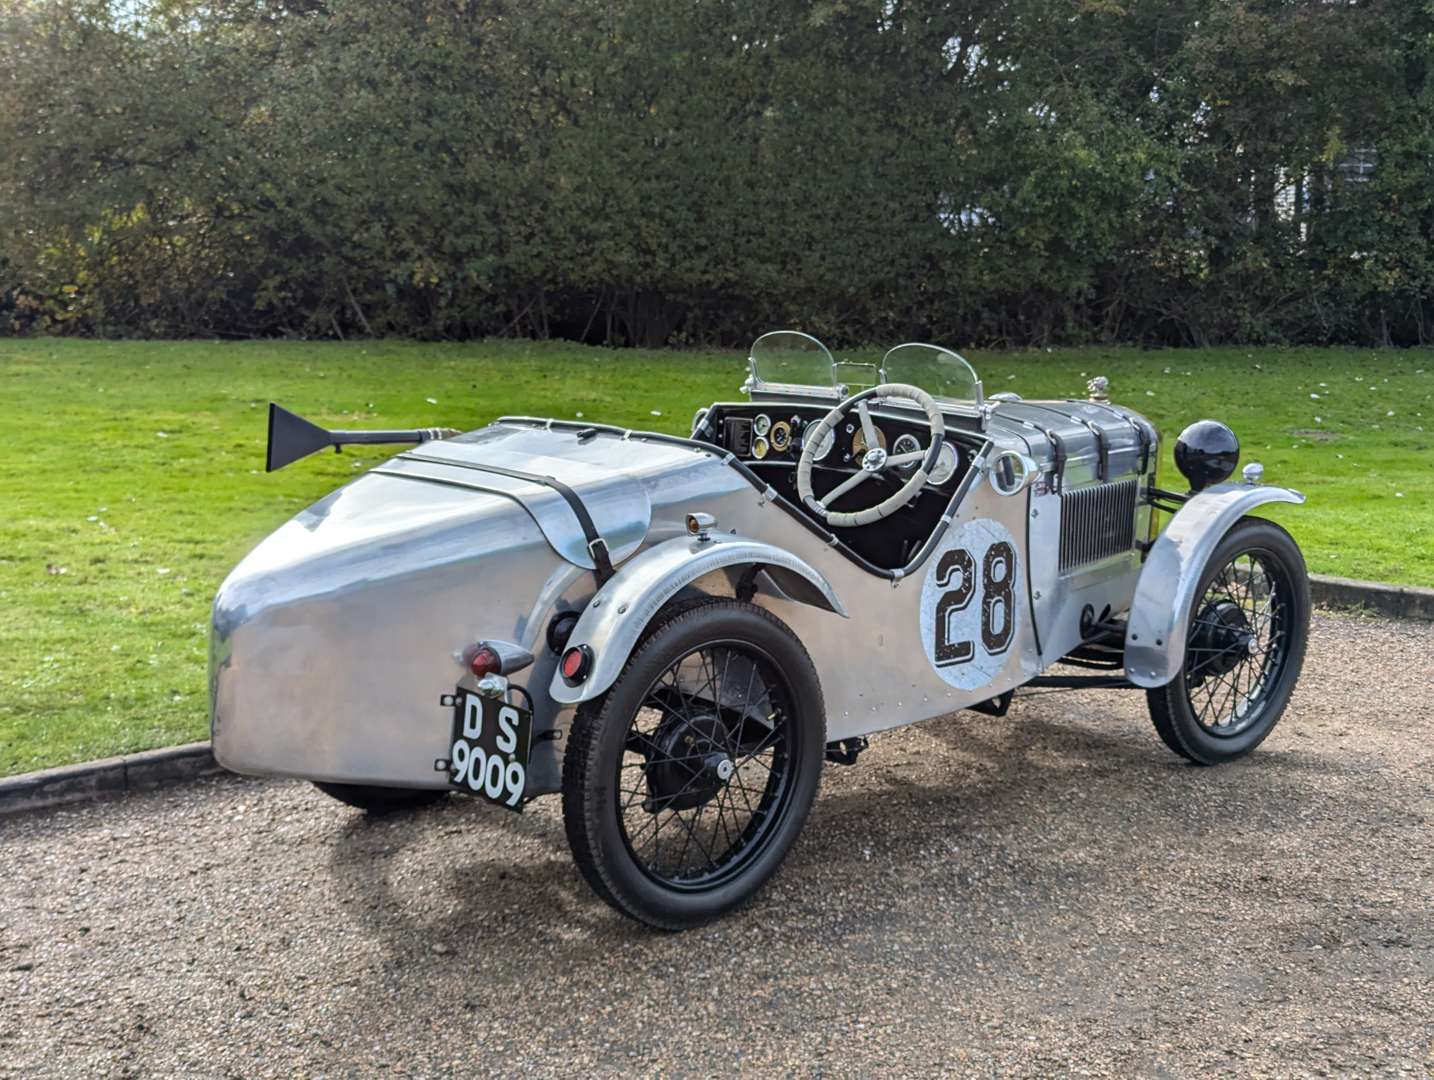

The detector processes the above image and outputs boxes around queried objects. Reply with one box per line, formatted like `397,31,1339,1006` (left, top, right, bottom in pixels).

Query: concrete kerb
0,742,221,817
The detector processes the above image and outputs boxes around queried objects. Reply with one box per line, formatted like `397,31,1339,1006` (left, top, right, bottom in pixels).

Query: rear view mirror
987,450,1039,496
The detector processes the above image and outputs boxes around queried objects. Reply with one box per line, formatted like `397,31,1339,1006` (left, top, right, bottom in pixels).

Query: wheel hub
644,712,733,813
1191,599,1254,681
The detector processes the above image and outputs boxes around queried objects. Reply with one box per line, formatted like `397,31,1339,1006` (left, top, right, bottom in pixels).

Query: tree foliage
2,0,1432,346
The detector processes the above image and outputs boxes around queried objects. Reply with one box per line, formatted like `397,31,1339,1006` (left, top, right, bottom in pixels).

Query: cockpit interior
693,401,984,571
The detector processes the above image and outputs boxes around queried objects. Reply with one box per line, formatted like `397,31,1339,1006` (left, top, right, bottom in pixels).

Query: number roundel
919,520,1021,690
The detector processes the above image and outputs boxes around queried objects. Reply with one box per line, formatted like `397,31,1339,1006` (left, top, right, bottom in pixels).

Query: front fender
1123,482,1305,688
549,533,847,705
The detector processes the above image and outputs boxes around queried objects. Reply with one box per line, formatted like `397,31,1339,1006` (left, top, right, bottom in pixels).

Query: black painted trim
399,450,615,584
492,416,990,583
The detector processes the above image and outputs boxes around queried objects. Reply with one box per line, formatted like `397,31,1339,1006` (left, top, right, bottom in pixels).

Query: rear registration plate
447,689,532,810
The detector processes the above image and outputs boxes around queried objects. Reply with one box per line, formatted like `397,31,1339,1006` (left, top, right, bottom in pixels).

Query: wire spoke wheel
617,642,796,890
1146,518,1310,766
1183,551,1291,737
563,599,824,929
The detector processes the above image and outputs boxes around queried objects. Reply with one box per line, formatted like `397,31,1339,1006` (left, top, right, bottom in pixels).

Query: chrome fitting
1242,462,1264,486
476,673,509,699
685,512,717,542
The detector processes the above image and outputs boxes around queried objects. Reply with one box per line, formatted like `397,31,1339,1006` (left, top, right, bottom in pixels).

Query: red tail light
560,645,592,684
470,646,502,679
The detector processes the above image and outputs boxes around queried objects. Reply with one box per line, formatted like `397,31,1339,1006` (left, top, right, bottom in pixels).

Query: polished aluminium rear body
210,372,1300,796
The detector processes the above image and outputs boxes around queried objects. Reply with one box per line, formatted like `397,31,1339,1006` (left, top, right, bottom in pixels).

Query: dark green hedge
2,0,1431,347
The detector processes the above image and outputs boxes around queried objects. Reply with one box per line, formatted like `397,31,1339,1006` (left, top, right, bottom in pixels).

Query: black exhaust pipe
265,403,460,472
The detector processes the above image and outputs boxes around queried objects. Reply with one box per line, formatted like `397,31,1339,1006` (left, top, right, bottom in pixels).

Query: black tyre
1147,517,1310,765
312,781,447,814
562,599,826,930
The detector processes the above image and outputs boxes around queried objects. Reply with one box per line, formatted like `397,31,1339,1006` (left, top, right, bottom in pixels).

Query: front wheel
562,599,826,930
1147,518,1310,765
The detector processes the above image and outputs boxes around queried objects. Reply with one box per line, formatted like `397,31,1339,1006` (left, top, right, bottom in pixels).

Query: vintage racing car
210,332,1311,929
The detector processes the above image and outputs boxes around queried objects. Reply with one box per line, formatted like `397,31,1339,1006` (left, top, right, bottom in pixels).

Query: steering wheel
796,383,945,528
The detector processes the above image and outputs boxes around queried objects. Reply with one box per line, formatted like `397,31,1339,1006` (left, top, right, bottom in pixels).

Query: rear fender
1124,482,1305,688
549,534,847,705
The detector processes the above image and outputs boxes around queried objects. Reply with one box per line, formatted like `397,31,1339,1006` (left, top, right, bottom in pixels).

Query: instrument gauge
769,421,792,453
751,435,770,460
803,426,835,462
851,426,888,457
891,433,922,472
752,413,772,438
928,442,959,485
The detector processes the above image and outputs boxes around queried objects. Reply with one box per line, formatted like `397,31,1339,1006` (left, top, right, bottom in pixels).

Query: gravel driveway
2,612,1431,1078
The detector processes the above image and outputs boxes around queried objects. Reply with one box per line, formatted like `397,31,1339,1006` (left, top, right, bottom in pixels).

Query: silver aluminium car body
210,344,1303,799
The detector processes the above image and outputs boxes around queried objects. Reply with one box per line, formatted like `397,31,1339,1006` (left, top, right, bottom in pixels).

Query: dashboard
703,404,966,489
695,402,976,568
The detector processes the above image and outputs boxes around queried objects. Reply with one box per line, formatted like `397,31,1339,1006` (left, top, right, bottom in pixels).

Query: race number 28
934,541,1015,666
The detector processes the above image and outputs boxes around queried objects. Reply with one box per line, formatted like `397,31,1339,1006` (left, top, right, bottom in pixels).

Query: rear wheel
1147,518,1310,765
562,599,825,930
312,782,447,814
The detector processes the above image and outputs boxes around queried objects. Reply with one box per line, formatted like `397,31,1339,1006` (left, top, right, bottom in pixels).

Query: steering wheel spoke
856,400,880,451
884,450,926,468
819,468,872,508
795,384,946,530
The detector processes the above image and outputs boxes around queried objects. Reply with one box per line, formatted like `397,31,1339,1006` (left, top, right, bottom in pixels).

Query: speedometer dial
803,426,834,462
891,433,921,472
769,421,792,453
851,426,887,457
928,442,959,485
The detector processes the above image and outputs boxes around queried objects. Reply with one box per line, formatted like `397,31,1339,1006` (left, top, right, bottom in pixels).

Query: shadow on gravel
318,705,1414,976
324,792,655,966
780,711,1416,937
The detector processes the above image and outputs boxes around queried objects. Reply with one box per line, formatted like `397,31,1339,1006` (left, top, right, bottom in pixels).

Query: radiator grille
1059,478,1139,571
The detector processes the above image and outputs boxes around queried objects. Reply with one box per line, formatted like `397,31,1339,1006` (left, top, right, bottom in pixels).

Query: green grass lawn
1,339,1431,776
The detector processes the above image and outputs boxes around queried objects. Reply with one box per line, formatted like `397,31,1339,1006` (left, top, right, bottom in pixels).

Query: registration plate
447,689,532,810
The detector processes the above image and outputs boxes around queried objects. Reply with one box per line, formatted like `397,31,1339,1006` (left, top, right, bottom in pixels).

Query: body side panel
210,479,586,789
752,474,1042,741
548,534,848,706
210,428,751,791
